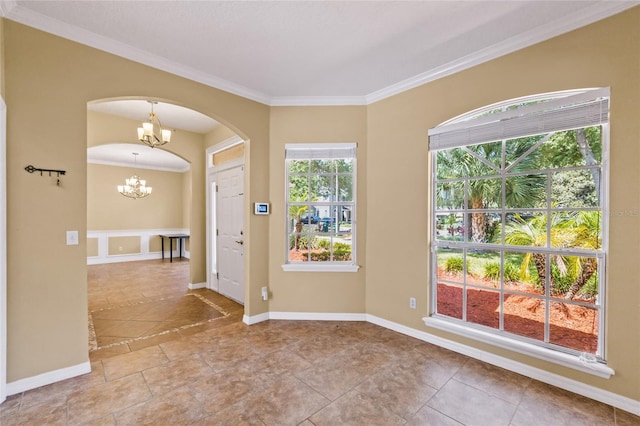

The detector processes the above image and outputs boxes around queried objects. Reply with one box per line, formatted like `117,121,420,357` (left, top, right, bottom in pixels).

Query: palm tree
502,213,574,294
563,211,601,300
436,137,546,243
503,211,601,299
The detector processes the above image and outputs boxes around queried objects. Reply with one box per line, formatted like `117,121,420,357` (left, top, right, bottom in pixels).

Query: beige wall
366,9,640,400
4,20,269,382
2,7,639,403
268,106,367,313
88,163,185,230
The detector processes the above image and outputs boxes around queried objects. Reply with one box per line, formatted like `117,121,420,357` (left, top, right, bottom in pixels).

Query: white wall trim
0,95,7,403
6,361,91,396
243,312,269,325
87,228,189,265
188,282,206,290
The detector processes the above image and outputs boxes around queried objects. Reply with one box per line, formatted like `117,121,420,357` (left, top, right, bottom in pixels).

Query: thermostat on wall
254,202,270,215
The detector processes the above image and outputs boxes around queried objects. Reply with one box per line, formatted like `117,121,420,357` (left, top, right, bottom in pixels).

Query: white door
216,166,244,303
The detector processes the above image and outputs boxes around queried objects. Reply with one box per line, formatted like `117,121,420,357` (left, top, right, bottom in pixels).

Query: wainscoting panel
87,229,190,265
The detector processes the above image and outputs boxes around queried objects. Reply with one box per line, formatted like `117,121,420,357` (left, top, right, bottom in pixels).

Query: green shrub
317,239,330,250
333,242,352,261
504,262,521,282
289,234,318,250
445,256,466,273
484,261,500,280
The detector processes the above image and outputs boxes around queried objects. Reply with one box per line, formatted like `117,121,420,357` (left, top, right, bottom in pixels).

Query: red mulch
437,268,598,353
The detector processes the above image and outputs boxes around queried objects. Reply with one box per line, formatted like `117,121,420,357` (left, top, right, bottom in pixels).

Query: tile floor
0,259,638,425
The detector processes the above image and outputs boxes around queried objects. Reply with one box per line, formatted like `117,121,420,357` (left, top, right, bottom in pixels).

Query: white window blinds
428,88,609,151
285,143,357,159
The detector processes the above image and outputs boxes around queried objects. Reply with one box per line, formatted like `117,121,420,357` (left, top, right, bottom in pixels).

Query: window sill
281,263,360,272
423,316,614,379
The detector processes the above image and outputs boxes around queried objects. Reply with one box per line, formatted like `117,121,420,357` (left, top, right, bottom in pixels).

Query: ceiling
2,1,636,106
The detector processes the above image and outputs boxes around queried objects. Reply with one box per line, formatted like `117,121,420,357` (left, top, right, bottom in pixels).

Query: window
284,143,357,272
427,89,609,365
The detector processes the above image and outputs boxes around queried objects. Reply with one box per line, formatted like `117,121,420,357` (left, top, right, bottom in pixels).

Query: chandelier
117,153,152,199
137,101,171,148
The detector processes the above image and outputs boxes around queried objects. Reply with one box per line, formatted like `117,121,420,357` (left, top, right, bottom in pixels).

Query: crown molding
365,1,639,104
1,2,272,105
2,1,637,107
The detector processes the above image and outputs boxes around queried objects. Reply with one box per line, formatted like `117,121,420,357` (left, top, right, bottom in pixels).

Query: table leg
170,238,173,263
161,237,165,260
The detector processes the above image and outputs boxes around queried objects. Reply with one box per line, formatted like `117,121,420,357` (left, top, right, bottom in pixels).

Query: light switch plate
66,230,79,246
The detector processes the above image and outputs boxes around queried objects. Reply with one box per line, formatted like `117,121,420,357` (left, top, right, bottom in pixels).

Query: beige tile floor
0,259,638,425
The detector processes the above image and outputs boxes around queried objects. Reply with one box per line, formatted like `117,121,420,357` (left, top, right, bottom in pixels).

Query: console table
159,234,190,262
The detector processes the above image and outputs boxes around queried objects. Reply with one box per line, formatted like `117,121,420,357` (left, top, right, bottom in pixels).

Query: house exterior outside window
426,88,611,375
283,143,358,272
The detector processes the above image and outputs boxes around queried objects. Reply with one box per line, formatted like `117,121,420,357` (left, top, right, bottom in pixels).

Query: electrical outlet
409,297,416,309
66,230,78,246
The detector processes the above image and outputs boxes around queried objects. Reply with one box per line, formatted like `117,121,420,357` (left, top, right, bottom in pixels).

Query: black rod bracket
25,165,66,186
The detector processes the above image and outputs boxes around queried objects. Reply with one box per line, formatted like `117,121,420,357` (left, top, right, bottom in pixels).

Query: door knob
235,240,244,245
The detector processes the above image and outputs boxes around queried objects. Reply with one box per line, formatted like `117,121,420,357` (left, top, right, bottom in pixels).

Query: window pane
503,294,545,341
436,248,464,283
467,178,501,209
504,212,548,248
504,251,541,296
288,176,310,202
505,174,546,209
437,282,463,319
288,159,309,174
466,141,502,173
552,169,600,208
550,256,599,300
311,159,335,173
466,249,501,287
336,206,353,233
467,288,500,329
436,148,479,179
466,211,494,244
436,181,464,210
337,175,353,201
436,213,464,242
505,135,544,171
331,239,352,262
311,176,334,201
550,212,602,250
288,231,310,262
549,302,598,354
336,159,353,173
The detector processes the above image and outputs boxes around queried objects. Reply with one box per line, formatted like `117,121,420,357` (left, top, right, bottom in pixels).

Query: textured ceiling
3,1,636,105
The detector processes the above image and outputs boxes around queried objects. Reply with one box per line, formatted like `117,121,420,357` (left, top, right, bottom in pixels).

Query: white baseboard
7,361,91,396
243,312,269,325
366,314,640,416
188,282,206,290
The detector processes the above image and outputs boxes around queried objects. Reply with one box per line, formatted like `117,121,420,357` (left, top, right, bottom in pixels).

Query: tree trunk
564,257,597,300
533,252,547,294
576,128,600,203
470,198,486,243
294,219,303,251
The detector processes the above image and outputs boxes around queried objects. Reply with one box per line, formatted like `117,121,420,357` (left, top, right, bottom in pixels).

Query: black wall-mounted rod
24,165,66,177
25,165,66,186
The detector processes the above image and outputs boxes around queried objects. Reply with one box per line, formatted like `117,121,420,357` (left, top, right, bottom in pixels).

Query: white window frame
282,143,358,272
425,88,614,378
